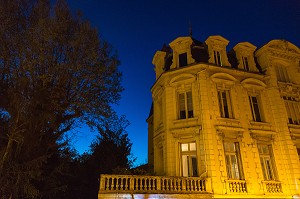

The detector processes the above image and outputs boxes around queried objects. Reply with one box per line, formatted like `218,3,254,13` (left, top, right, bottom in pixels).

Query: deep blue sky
68,0,300,166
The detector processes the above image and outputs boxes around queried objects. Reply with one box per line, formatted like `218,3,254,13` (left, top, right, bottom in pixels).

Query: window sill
250,121,273,131
288,124,300,139
174,117,198,124
172,117,200,132
215,117,241,127
288,123,300,128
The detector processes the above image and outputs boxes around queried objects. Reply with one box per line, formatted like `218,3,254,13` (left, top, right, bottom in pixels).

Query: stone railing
262,181,282,193
225,179,247,193
99,174,210,194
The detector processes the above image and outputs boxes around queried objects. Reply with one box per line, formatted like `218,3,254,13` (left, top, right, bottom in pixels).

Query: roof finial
189,20,192,37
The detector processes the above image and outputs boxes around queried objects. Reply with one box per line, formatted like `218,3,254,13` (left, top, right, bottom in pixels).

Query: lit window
218,90,233,118
242,56,249,71
258,144,276,181
181,142,198,177
214,50,222,66
224,142,244,179
283,96,300,125
249,95,262,122
275,65,289,82
178,91,193,119
179,53,188,67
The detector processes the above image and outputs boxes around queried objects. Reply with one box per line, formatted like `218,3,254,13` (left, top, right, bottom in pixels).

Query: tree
0,0,123,198
61,115,134,199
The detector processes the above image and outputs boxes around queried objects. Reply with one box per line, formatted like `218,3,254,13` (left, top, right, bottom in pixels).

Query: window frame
223,141,244,180
257,144,277,181
179,52,188,67
214,50,222,66
283,96,300,125
242,56,250,71
180,142,198,177
178,91,194,120
275,65,290,83
218,89,234,118
249,95,263,122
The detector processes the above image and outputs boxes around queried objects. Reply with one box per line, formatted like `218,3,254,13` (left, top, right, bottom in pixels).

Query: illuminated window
224,142,244,179
242,56,249,71
181,142,198,177
218,90,233,118
249,95,262,122
178,91,193,119
275,65,289,82
258,144,276,181
179,52,188,67
283,96,300,125
214,50,222,66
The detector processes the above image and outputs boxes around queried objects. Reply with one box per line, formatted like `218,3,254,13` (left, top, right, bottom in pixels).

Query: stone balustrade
99,174,209,194
262,181,282,193
225,179,247,193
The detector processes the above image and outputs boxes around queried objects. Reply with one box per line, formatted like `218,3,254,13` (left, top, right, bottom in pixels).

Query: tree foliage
0,0,123,198
62,115,134,199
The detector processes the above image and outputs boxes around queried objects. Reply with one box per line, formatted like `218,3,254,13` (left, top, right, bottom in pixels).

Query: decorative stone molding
171,125,201,139
241,78,266,91
210,72,238,88
169,73,196,88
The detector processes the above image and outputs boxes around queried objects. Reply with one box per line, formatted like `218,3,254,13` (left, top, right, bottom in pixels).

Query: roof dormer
205,35,231,67
233,42,258,72
152,51,167,80
169,37,195,69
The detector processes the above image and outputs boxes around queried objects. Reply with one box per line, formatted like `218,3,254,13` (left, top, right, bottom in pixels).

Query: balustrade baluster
156,177,160,191
145,178,148,190
109,177,113,190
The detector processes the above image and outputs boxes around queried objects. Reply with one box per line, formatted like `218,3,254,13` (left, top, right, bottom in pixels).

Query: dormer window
205,35,231,67
275,65,289,83
242,56,249,71
179,52,188,67
169,37,195,69
233,42,257,72
214,50,222,66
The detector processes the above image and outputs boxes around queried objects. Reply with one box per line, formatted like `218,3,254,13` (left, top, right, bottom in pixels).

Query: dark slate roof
148,103,153,118
158,37,263,74
227,50,238,69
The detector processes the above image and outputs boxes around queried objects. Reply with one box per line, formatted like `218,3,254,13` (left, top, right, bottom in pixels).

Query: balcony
262,181,283,194
225,179,247,193
99,174,211,195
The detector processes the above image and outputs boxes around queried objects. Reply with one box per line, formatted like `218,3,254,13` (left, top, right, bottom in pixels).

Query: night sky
68,0,300,166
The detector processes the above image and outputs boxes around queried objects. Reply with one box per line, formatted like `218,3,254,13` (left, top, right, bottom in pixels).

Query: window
258,144,276,181
179,53,188,67
275,65,289,82
181,142,198,177
283,96,300,125
224,142,244,179
218,90,233,118
214,50,222,66
178,91,193,119
242,56,249,71
249,95,262,122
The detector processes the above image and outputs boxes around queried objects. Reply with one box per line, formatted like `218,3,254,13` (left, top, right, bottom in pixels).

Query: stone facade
148,35,300,198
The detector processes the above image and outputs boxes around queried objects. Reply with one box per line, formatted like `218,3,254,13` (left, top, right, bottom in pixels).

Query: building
98,35,300,199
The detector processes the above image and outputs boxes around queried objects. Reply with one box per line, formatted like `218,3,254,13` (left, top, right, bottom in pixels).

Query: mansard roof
154,36,300,76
